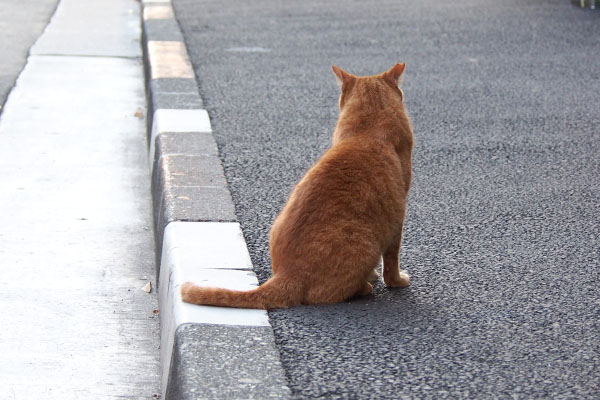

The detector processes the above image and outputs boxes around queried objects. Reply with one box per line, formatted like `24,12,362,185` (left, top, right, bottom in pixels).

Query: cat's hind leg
367,268,380,283
383,236,410,288
357,281,373,296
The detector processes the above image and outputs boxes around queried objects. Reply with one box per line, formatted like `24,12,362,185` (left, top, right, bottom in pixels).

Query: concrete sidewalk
0,0,159,398
0,0,289,398
0,0,291,397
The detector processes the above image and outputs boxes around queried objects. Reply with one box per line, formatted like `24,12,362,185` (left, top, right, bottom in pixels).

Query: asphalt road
173,0,600,398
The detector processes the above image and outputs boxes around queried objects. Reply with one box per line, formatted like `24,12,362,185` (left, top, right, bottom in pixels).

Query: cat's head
331,64,406,110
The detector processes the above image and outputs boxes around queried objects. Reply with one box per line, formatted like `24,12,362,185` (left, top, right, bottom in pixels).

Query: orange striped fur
181,64,413,310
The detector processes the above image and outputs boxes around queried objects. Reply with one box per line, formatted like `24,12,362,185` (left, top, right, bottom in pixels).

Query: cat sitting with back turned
181,63,414,310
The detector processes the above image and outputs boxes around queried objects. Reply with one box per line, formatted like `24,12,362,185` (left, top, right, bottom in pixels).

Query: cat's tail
179,275,302,310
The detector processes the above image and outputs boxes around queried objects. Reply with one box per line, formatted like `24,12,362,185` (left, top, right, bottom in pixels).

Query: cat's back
315,136,404,194
274,135,407,238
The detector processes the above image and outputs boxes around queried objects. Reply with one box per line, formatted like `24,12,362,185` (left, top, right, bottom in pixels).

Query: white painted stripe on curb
147,40,195,79
161,221,253,270
143,4,174,21
149,108,212,170
159,221,270,393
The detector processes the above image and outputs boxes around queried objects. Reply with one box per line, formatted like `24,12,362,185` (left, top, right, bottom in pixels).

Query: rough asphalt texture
173,0,600,398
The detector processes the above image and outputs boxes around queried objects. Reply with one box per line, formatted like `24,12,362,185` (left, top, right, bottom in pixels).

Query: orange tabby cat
181,63,413,310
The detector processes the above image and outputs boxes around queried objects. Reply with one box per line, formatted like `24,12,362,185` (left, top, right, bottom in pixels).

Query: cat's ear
332,65,351,87
385,63,406,87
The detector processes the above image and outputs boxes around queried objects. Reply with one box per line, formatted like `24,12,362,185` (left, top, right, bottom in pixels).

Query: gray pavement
0,0,58,109
173,0,600,398
0,0,160,398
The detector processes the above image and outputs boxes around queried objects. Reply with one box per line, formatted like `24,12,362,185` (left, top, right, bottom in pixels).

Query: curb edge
139,1,291,398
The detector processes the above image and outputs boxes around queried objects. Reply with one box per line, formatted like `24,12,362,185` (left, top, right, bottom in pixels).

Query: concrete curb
140,0,291,398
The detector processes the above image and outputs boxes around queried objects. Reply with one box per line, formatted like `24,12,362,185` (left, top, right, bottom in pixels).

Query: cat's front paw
384,271,410,288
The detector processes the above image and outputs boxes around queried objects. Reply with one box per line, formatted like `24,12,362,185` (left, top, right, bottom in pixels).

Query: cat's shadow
268,281,434,332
